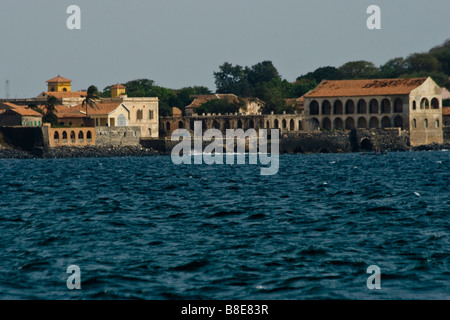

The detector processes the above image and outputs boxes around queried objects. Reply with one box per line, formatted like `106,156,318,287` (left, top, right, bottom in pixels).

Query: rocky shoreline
1,143,449,159
0,145,162,159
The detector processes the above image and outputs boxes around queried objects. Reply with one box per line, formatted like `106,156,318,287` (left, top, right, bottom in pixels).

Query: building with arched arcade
303,77,443,146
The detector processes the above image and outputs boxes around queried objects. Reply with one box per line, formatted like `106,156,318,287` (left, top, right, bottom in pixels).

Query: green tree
297,66,343,82
379,57,407,78
36,96,59,126
338,60,380,79
405,53,441,74
429,39,450,75
82,85,100,126
214,62,248,96
292,78,318,97
195,98,242,115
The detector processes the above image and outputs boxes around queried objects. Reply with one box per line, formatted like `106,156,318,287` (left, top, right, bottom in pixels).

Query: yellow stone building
46,75,73,92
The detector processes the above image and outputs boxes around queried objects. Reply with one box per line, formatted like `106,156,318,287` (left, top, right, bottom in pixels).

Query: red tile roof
0,102,42,116
69,102,123,116
42,91,87,99
442,87,450,100
111,84,125,89
304,78,428,98
47,76,72,83
185,94,239,110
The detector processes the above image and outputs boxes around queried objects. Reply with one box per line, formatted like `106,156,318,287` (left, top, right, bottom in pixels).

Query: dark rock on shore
0,147,36,159
0,145,162,159
412,143,450,151
43,146,161,158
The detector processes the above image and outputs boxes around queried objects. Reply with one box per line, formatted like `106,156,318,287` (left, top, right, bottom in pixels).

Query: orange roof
443,107,450,116
185,94,239,110
69,102,124,115
0,102,42,116
442,87,450,100
304,78,428,98
285,96,304,108
43,91,87,99
47,76,72,83
111,84,125,89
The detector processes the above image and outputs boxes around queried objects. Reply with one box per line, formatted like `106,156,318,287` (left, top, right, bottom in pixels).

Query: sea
0,151,448,300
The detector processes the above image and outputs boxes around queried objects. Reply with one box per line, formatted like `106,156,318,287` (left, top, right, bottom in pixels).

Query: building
185,94,264,117
303,77,443,146
57,97,159,138
161,107,303,136
0,102,43,126
36,76,88,107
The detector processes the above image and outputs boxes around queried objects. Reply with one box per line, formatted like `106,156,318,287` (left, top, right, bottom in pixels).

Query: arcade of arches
307,97,413,131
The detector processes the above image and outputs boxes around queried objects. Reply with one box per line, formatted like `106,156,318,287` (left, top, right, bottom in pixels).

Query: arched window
298,120,303,130
266,120,270,128
322,100,331,115
413,119,416,128
149,110,154,119
238,120,243,129
70,131,76,142
334,118,344,130
87,131,92,142
137,109,143,120
394,99,403,113
357,117,367,129
310,100,319,115
345,117,355,130
431,98,439,109
436,119,440,128
421,98,429,110
357,99,367,114
381,116,391,128
178,121,184,129
78,131,84,140
54,131,60,142
369,99,379,114
333,100,343,114
369,117,379,128
345,100,355,114
289,119,294,131
412,101,417,110
62,131,68,141
381,99,391,114
394,116,403,129
282,119,287,129
274,119,279,128
424,118,428,128
249,119,255,129
322,118,331,131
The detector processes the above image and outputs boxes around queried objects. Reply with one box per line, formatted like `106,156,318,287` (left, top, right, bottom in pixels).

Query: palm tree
43,95,59,126
82,85,100,126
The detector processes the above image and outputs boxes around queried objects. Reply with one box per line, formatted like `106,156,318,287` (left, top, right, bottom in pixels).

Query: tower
111,84,126,97
47,75,72,92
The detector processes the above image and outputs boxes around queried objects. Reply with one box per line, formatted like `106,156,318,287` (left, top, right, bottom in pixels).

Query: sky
0,0,449,98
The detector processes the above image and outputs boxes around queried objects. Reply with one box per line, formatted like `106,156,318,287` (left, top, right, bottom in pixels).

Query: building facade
0,102,42,126
303,77,443,146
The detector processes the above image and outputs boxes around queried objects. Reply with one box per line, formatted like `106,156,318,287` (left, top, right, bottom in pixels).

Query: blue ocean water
0,151,448,300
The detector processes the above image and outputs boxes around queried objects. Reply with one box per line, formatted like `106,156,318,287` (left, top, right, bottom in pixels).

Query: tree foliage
338,60,380,79
195,98,243,115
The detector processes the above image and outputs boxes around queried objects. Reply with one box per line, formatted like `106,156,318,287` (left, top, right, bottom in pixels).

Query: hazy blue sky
0,0,449,98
